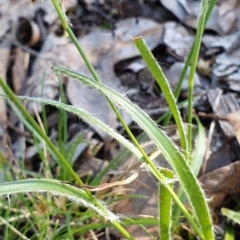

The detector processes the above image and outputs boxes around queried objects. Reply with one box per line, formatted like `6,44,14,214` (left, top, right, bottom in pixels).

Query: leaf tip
131,36,142,41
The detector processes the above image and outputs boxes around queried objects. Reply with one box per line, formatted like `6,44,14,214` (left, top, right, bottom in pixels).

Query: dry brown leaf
202,144,232,175
163,22,193,60
203,32,240,91
160,0,219,33
199,108,240,145
160,0,240,35
164,62,200,90
199,161,240,209
0,0,77,39
160,0,187,23
217,0,239,34
75,157,108,180
113,18,163,64
25,34,69,114
111,140,173,239
226,110,240,144
206,89,239,137
111,168,159,239
12,48,29,94
67,165,142,192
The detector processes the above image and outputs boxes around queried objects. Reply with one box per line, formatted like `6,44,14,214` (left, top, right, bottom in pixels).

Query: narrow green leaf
224,225,234,240
0,216,30,240
192,117,206,176
0,179,117,221
132,37,188,156
75,217,158,235
11,96,143,162
221,208,240,225
187,0,209,154
159,169,174,240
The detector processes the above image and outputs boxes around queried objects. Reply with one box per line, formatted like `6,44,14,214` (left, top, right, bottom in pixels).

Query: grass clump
0,0,217,239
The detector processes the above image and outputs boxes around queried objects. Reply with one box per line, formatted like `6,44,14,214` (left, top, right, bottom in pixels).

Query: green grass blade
172,115,206,229
90,146,133,186
53,66,214,239
187,0,209,155
13,95,163,183
74,217,158,235
221,208,240,225
10,96,143,162
7,99,43,144
133,37,188,156
164,0,216,127
51,0,101,84
166,0,216,224
191,117,206,176
159,169,174,240
57,73,68,158
0,216,30,240
224,225,234,240
0,179,117,221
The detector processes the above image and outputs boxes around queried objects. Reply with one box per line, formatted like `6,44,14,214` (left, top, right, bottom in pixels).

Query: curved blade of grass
53,66,214,239
71,217,158,235
10,96,143,162
159,169,174,240
13,95,162,182
221,208,240,225
187,0,209,154
0,179,117,221
191,116,206,176
172,117,206,221
0,216,30,240
164,0,216,126
11,95,203,236
224,225,234,240
132,37,188,157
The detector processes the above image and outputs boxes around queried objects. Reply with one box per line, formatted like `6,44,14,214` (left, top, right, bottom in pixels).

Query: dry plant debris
199,161,240,209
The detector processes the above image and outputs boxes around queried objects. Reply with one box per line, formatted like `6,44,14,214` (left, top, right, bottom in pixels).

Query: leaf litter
1,0,240,239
